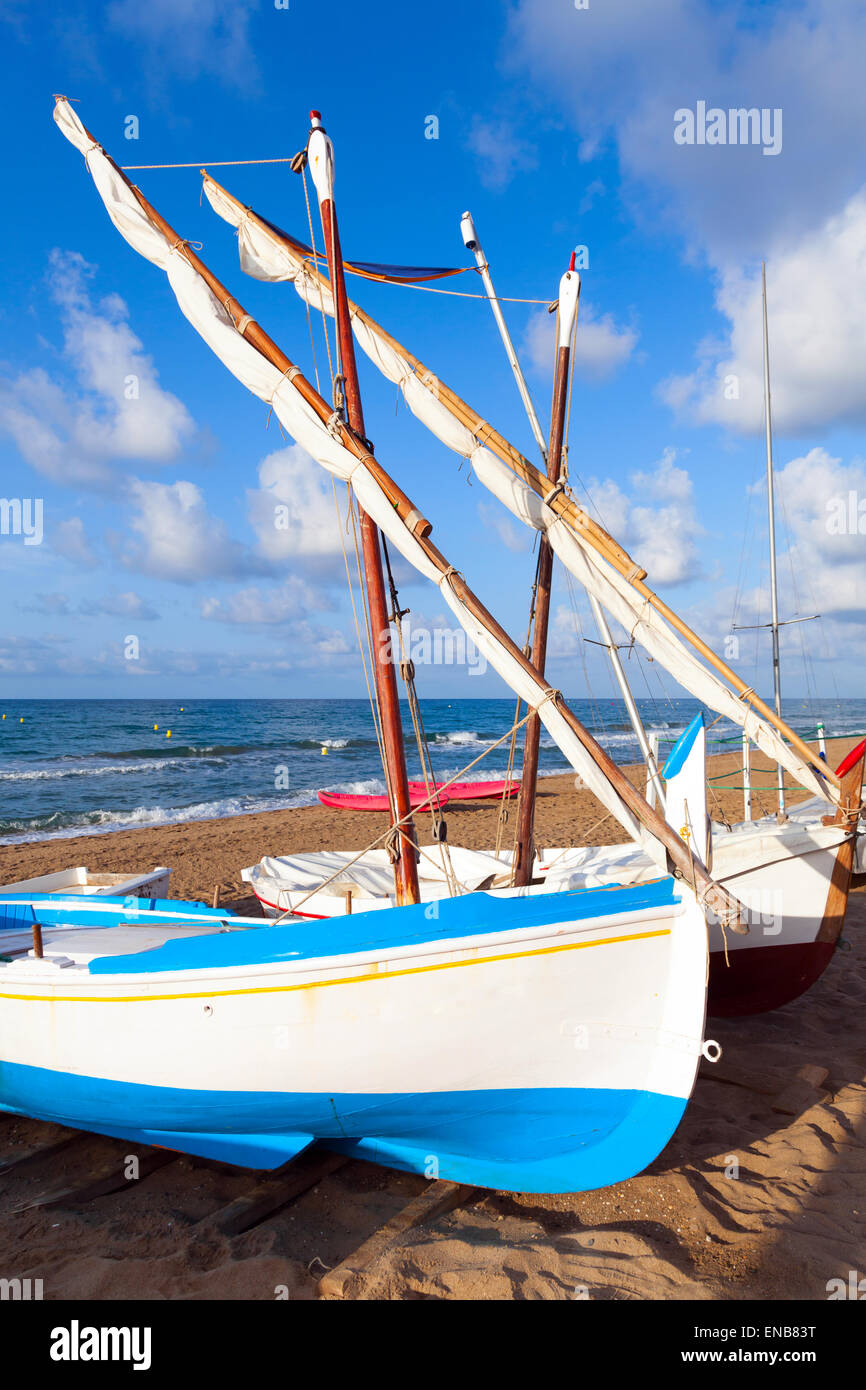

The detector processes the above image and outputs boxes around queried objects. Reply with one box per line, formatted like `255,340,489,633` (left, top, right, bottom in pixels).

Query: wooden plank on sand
0,1132,81,1177
318,1179,478,1299
771,1065,830,1117
14,1149,177,1212
210,1149,350,1236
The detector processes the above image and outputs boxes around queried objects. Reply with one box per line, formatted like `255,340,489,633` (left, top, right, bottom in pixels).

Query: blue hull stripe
0,896,234,933
86,877,679,976
0,1059,686,1193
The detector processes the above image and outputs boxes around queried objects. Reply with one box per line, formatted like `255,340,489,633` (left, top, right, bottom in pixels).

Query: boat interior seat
0,919,248,967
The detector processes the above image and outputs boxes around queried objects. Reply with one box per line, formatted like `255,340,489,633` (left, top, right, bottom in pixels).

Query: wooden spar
203,176,834,792
513,259,577,886
308,111,419,906
73,130,749,933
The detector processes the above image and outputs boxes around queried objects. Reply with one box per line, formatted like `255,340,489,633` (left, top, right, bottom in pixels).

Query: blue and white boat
0,871,709,1193
11,99,760,1196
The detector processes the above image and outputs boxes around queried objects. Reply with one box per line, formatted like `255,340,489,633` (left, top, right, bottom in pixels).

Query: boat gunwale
0,897,685,997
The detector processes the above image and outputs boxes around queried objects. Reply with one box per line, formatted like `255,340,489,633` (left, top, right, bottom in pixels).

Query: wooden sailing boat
203,154,864,1016
0,97,758,1195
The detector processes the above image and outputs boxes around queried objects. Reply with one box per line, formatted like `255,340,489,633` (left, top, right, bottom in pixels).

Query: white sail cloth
201,175,832,808
55,100,660,863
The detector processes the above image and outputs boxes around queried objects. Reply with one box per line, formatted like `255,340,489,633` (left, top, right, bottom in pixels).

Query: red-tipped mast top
558,250,581,348
307,110,334,204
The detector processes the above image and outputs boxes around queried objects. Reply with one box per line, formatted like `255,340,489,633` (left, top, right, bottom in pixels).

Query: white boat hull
0,879,709,1192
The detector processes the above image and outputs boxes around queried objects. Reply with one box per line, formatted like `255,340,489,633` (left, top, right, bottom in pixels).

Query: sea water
0,697,862,845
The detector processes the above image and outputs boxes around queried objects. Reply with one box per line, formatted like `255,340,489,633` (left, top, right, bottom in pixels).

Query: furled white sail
54,98,662,862
201,174,833,807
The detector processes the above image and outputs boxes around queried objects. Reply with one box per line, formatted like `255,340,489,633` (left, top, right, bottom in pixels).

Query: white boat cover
243,845,514,912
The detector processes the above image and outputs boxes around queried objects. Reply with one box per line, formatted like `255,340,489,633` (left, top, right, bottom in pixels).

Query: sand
0,741,848,912
0,740,864,1301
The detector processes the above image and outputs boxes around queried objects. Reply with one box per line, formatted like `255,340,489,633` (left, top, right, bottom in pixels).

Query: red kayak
318,788,451,812
408,779,519,802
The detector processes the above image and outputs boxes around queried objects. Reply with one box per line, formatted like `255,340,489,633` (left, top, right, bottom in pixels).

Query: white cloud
765,448,866,622
20,590,161,620
247,445,346,576
123,479,253,583
53,517,98,568
201,578,327,626
79,591,161,621
524,302,637,382
477,501,530,553
106,0,258,85
508,2,866,433
0,251,194,487
467,116,538,191
583,449,704,588
662,190,866,433
508,0,866,262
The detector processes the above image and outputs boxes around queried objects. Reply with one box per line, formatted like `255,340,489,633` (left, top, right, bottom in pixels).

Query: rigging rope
276,709,538,920
380,535,460,896
301,167,337,394
333,482,393,817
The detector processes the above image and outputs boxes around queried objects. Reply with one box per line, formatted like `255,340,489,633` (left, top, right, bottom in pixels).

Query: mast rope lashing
543,482,565,506
269,364,304,398
234,313,255,335
171,237,203,255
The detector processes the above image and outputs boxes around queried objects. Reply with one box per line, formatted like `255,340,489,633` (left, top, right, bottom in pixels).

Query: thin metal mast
761,261,785,816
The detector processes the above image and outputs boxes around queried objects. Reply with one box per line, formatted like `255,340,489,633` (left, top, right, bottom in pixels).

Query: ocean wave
295,736,360,750
0,757,228,782
431,730,497,747
323,777,389,797
0,790,322,846
79,743,261,761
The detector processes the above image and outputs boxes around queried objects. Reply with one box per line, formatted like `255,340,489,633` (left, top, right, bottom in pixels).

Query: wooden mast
513,256,579,885
307,111,419,906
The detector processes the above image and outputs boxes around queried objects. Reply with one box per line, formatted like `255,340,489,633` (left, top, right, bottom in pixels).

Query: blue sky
1,0,864,702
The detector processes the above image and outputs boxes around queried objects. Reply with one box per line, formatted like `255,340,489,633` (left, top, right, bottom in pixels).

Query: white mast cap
558,256,581,349
460,211,480,252
307,110,334,207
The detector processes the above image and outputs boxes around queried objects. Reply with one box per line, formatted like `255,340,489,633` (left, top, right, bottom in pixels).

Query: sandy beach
0,741,848,911
0,741,863,1300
